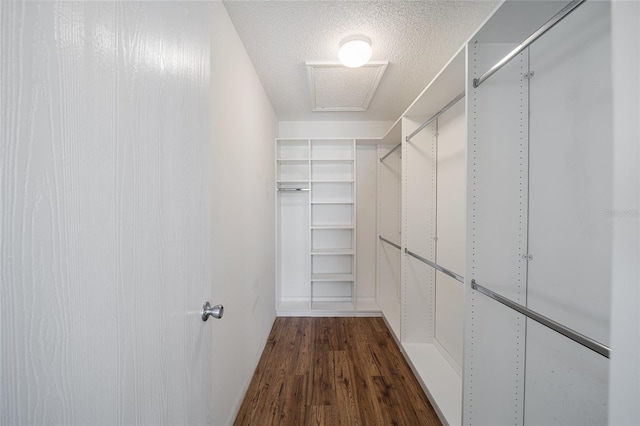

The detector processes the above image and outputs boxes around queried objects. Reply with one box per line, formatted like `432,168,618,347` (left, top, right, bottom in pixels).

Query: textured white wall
1,1,216,424
278,120,394,140
609,1,640,424
209,3,278,424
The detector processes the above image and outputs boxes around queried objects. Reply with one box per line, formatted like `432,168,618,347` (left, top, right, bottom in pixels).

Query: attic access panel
306,62,388,112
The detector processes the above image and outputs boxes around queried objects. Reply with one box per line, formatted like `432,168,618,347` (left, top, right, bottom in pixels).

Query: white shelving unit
464,2,613,425
376,47,467,426
277,138,363,315
402,46,466,426
373,3,618,424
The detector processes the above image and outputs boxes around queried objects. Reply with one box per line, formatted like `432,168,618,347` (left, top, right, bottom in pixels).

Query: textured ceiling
223,0,499,121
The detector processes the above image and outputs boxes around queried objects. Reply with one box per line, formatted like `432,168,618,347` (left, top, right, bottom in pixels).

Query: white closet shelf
310,180,354,183
311,248,354,255
311,273,354,281
277,180,309,183
310,158,354,162
310,201,354,205
310,225,354,230
402,343,462,426
276,158,309,162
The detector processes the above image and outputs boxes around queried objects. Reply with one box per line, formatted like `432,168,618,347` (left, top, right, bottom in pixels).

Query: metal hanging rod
379,143,402,162
473,0,586,88
404,248,464,284
406,92,465,142
277,188,309,192
379,235,401,250
471,279,610,359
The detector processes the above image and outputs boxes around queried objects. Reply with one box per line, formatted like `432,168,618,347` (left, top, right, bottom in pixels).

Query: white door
1,2,216,424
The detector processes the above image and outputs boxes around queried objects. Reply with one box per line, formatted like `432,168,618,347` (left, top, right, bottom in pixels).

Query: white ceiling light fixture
338,36,372,68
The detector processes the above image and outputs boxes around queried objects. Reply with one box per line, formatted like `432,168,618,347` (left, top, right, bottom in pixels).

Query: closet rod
379,235,401,250
471,279,610,358
405,248,464,284
277,188,309,192
472,0,586,88
379,143,402,162
405,92,465,142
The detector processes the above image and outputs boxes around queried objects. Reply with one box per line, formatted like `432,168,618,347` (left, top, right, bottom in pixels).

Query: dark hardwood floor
234,317,441,425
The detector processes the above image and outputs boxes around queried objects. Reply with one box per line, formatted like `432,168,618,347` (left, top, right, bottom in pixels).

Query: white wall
211,3,278,424
279,120,393,140
1,2,216,424
609,1,640,424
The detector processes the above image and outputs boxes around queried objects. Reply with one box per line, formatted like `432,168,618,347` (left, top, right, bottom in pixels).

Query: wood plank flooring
234,317,441,425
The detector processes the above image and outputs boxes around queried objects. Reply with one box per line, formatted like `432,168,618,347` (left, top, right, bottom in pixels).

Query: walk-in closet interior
3,0,637,425
275,1,636,425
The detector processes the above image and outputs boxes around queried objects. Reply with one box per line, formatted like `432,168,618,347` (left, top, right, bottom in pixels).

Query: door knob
201,302,224,321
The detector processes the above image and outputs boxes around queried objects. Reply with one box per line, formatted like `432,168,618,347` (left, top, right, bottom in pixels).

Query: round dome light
338,37,372,68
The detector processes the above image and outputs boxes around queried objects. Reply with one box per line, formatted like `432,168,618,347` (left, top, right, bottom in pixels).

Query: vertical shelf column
309,139,356,311
464,38,529,425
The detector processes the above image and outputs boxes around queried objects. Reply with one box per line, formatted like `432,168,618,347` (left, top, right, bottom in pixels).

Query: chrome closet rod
379,143,402,162
404,248,464,284
277,188,309,192
471,279,610,359
473,0,586,88
406,92,465,142
379,235,401,251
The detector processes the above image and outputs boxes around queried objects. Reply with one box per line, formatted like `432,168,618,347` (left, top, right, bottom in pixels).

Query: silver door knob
201,302,224,321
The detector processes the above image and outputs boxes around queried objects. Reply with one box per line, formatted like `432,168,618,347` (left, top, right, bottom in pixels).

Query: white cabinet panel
402,118,437,342
278,192,310,301
311,204,353,227
525,2,612,424
527,0,612,345
403,119,437,257
436,100,466,276
524,321,609,426
311,140,355,159
311,162,354,181
435,272,464,370
277,161,309,181
464,42,528,425
434,96,466,373
276,139,309,159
